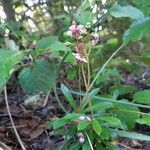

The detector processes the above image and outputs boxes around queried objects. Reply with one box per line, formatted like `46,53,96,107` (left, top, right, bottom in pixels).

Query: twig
118,142,134,150
0,141,11,150
4,86,26,150
43,91,51,107
88,44,124,91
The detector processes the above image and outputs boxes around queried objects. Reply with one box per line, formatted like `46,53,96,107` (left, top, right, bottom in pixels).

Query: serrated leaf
123,17,150,44
115,101,139,129
92,119,102,136
0,49,22,88
112,129,150,141
110,4,144,20
83,102,112,113
136,114,150,126
98,116,123,129
61,84,77,111
78,121,90,131
133,90,150,104
19,60,57,94
52,113,80,129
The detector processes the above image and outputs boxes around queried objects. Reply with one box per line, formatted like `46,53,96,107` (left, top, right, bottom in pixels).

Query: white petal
66,31,72,36
77,25,84,30
93,32,99,38
69,25,76,31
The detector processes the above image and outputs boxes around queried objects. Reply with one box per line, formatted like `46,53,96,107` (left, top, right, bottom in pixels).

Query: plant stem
88,44,124,92
78,65,82,102
81,64,88,91
4,86,26,150
54,84,68,114
69,90,150,109
85,132,94,150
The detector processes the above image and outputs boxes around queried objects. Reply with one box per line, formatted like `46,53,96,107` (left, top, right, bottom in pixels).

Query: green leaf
52,113,80,129
110,85,136,96
78,121,90,131
61,84,77,111
78,11,94,25
112,129,150,141
92,119,102,136
138,52,150,67
136,114,150,126
80,88,100,109
50,41,71,52
0,49,23,88
110,4,144,20
123,17,150,44
101,127,110,140
98,117,123,128
133,90,150,104
115,102,139,129
69,142,81,150
36,36,58,49
83,102,112,113
19,60,57,94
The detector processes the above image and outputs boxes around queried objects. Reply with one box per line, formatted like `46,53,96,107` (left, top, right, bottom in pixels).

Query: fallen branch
4,86,26,150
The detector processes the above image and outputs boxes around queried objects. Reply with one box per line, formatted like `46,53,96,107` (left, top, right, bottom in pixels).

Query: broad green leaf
92,119,102,136
133,90,150,104
52,113,80,129
98,117,123,128
136,114,150,126
110,4,144,20
115,101,139,129
78,11,94,25
112,129,150,141
50,41,71,52
123,17,150,44
19,60,57,93
61,84,77,111
0,49,22,88
36,36,58,49
78,121,90,131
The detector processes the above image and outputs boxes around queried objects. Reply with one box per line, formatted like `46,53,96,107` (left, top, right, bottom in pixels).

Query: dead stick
4,86,26,150
0,141,11,150
43,91,50,107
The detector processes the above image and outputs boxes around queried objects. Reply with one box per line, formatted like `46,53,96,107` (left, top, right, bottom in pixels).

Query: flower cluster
66,23,100,63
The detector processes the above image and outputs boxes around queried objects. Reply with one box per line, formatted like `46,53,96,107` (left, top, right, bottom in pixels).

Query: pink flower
91,32,100,45
67,25,84,37
73,53,87,63
91,37,99,45
75,44,84,53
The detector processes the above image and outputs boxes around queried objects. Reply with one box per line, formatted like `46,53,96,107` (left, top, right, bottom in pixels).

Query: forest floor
0,68,150,150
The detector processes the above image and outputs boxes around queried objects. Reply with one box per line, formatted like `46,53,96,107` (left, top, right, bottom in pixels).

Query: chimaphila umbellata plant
49,21,150,149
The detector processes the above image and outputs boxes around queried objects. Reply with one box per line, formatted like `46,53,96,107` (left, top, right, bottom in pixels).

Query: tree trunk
1,0,16,22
